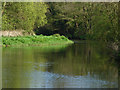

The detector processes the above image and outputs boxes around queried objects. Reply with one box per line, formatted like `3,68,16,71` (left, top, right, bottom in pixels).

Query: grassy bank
2,34,74,47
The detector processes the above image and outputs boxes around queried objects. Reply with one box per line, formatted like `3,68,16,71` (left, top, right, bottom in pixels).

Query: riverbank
1,30,35,37
2,34,74,47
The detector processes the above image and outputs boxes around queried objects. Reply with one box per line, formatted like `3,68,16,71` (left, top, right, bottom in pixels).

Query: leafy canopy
2,2,48,32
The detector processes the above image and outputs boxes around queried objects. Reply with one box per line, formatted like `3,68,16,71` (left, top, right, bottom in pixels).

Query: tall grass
2,34,73,47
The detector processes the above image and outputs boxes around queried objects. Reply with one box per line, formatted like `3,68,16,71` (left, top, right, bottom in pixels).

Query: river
2,40,118,88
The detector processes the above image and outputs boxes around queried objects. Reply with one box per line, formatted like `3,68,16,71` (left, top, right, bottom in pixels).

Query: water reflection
2,41,118,88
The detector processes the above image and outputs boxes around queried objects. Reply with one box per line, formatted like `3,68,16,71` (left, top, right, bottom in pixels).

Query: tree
42,2,118,41
2,2,48,33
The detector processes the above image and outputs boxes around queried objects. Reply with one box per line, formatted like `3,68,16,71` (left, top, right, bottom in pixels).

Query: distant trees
2,2,119,44
37,2,118,43
2,2,48,33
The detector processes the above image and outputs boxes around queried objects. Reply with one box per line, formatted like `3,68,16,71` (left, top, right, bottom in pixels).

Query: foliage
35,2,118,43
2,35,73,47
2,2,119,49
53,33,60,37
2,2,48,32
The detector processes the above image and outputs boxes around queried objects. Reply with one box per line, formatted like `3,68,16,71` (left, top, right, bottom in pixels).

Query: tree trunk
2,2,6,15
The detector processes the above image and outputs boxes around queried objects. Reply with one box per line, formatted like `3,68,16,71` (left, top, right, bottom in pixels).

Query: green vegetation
2,2,119,43
2,35,73,47
1,2,119,88
36,3,119,42
1,2,120,60
2,2,47,33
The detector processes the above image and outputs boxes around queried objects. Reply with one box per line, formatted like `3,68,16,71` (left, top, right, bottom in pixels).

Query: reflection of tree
2,42,118,88
3,48,32,88
2,45,68,88
45,41,118,83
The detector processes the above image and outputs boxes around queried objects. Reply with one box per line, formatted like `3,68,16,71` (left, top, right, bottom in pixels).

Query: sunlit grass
2,34,74,47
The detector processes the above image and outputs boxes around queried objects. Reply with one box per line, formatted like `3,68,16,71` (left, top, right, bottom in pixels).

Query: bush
53,34,60,37
2,35,73,47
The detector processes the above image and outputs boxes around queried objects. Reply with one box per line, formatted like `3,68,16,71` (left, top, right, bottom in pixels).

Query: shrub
53,34,60,37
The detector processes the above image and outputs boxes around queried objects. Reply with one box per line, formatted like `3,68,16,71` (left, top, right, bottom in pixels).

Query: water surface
2,41,118,88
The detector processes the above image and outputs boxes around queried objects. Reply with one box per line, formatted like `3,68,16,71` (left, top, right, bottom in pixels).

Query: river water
2,41,118,88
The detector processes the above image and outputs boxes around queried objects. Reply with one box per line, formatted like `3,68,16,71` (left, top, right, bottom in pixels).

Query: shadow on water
2,41,118,88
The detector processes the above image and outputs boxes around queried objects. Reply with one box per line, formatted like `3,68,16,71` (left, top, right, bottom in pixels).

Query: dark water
2,41,118,88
